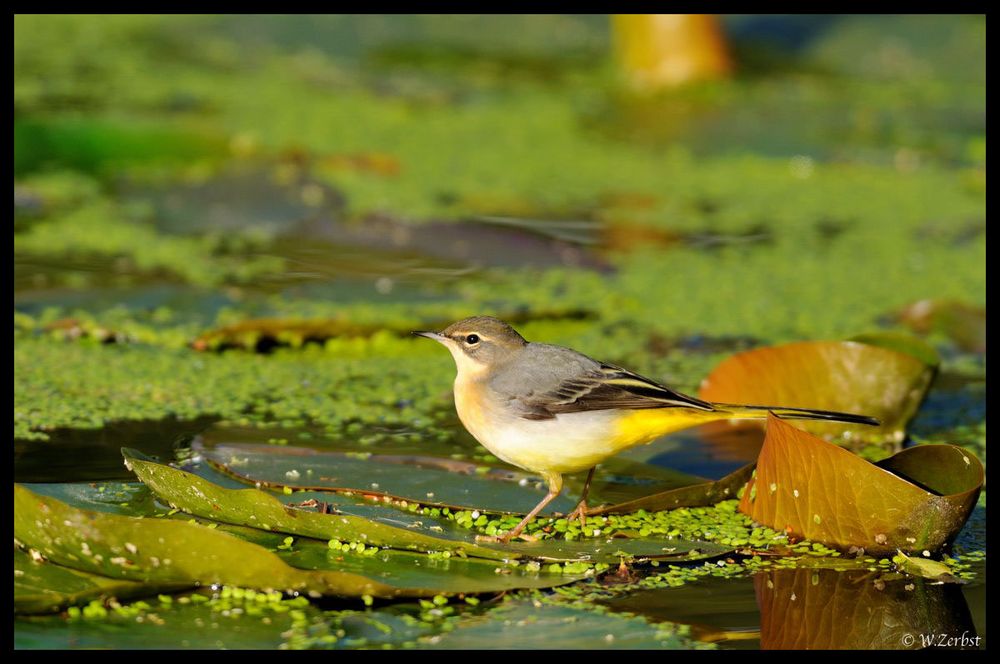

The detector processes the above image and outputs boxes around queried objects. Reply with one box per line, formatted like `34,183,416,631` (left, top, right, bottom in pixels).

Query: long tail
711,403,880,427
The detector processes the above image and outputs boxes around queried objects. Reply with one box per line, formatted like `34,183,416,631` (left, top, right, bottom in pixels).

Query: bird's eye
465,334,480,345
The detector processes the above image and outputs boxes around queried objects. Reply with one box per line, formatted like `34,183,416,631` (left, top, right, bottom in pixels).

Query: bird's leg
566,466,596,528
479,473,562,543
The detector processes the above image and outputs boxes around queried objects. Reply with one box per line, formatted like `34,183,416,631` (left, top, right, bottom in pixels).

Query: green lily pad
755,567,978,650
19,481,586,594
14,483,436,601
223,527,585,593
202,443,579,514
698,339,936,443
125,448,512,560
21,481,162,516
897,299,986,353
201,443,707,514
14,591,327,649
130,450,732,564
14,549,187,615
414,598,706,649
739,414,983,555
891,550,961,582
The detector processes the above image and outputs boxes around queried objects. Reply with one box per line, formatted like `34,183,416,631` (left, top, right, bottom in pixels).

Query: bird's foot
474,534,504,543
566,500,591,528
475,531,538,544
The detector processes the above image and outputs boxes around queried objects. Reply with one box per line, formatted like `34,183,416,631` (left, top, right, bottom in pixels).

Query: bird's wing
491,344,716,421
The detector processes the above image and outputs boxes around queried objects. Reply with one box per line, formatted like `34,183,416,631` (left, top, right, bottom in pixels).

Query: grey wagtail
415,316,879,542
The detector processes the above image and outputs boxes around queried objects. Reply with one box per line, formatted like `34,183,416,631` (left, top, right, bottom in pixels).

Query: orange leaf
699,340,936,443
740,414,982,555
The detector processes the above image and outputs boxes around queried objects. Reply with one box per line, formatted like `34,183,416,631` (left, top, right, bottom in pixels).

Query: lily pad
14,483,436,600
223,527,584,593
130,450,732,564
499,537,731,564
755,567,978,650
698,339,937,443
201,442,707,514
897,299,986,353
21,480,162,516
14,550,187,615
591,463,755,515
19,481,585,594
849,331,941,369
739,414,983,555
414,598,705,649
124,448,510,561
891,550,961,582
203,443,578,514
14,591,327,649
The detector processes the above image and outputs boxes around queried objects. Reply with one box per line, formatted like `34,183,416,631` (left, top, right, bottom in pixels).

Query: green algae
13,337,456,441
14,16,986,322
14,189,283,288
436,498,786,551
15,587,327,649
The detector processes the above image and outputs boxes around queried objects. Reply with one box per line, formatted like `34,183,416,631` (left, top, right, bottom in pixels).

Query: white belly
454,380,619,474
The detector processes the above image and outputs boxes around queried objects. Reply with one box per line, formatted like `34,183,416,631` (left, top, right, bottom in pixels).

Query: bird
414,316,879,542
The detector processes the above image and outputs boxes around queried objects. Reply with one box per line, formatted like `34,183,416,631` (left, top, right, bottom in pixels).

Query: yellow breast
453,378,492,445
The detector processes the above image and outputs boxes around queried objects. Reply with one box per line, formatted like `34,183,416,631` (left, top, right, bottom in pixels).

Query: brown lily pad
739,414,983,556
698,339,937,443
591,463,755,515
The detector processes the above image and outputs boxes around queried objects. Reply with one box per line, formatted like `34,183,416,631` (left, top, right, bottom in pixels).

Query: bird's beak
412,330,447,343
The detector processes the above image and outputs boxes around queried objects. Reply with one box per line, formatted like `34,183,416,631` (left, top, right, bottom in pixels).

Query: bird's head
414,316,527,378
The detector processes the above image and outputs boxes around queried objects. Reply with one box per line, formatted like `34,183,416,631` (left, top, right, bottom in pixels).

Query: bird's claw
475,532,538,544
474,534,504,543
566,501,590,528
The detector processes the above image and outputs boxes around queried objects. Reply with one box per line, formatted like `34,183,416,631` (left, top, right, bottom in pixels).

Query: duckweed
435,500,789,552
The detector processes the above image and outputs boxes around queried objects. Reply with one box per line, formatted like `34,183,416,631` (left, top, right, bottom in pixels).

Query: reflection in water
755,567,978,650
598,576,762,650
641,421,764,480
13,416,217,483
